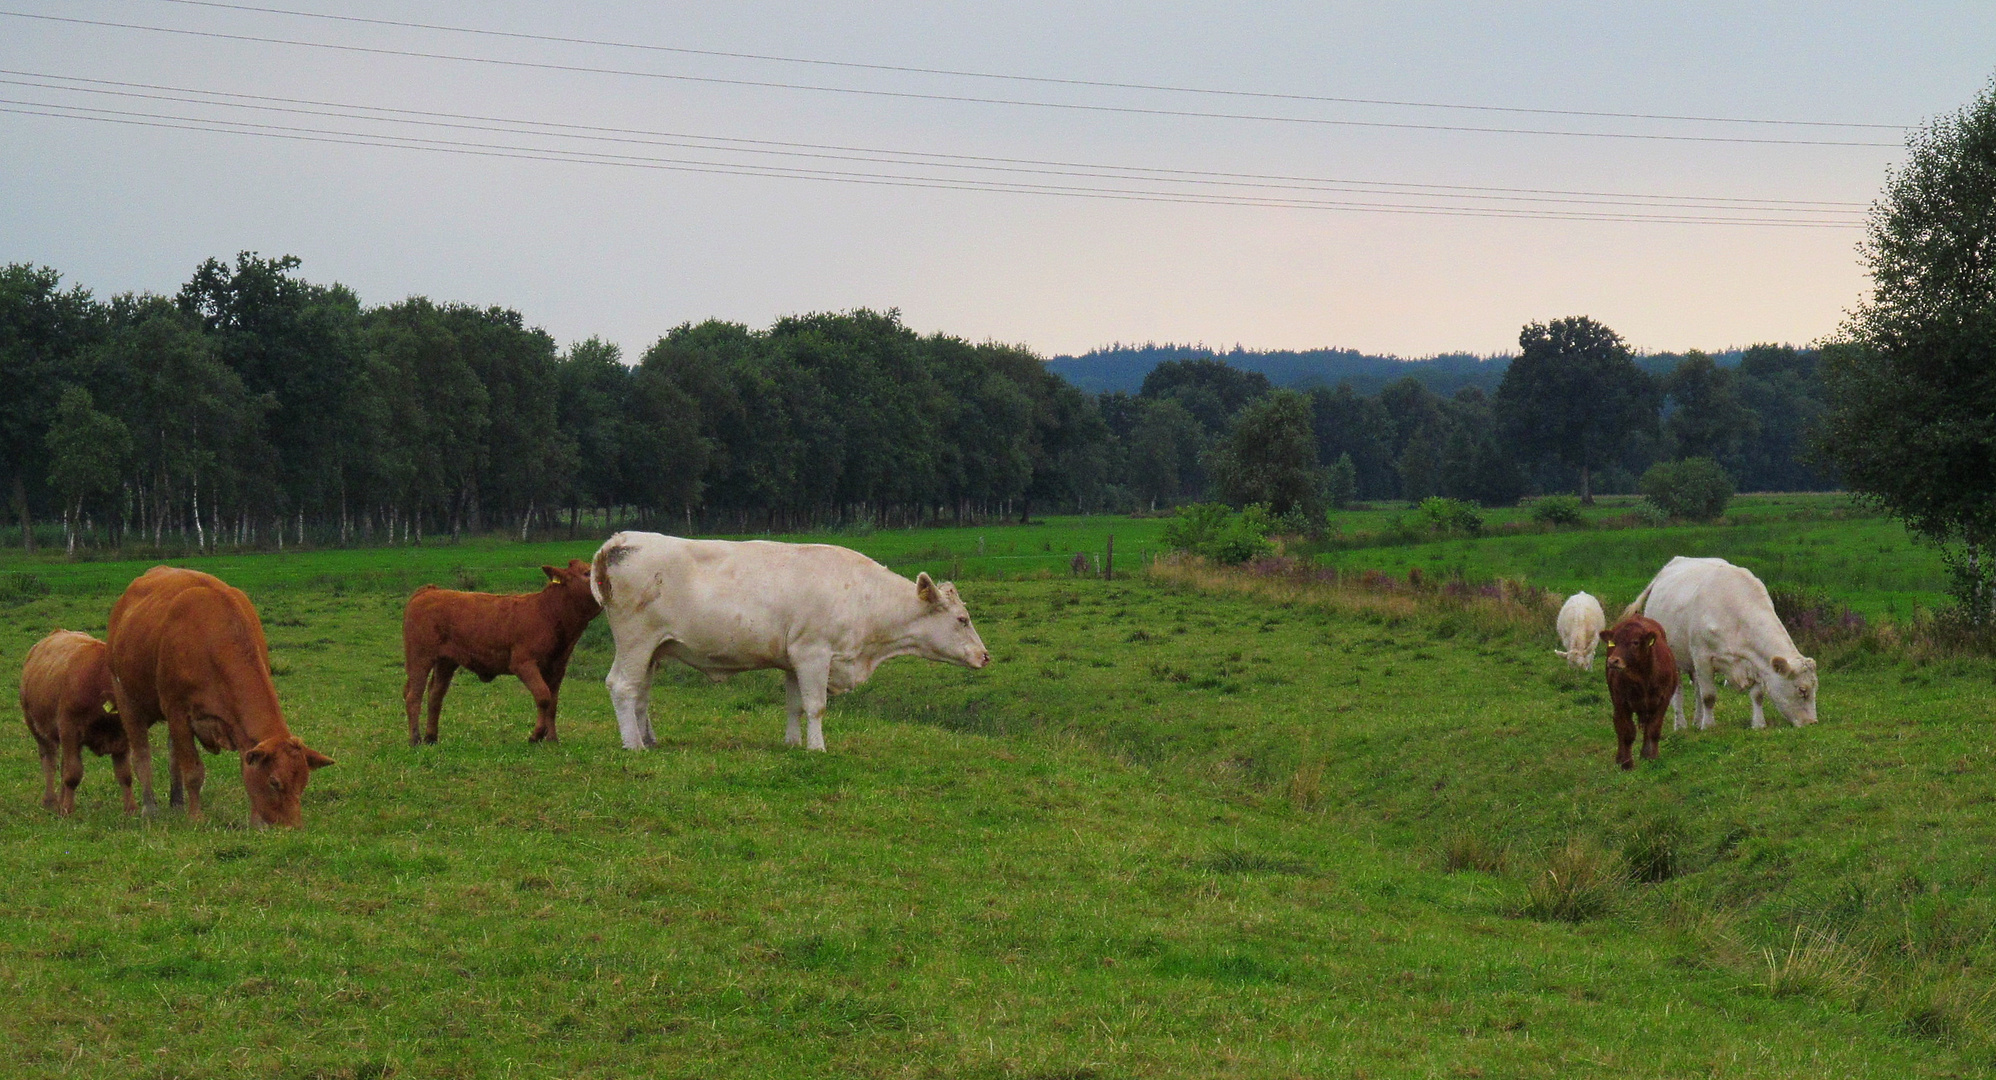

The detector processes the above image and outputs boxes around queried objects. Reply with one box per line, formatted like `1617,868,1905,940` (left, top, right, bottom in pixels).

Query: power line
0,71,1871,214
139,0,1909,132
0,100,1866,226
0,10,1905,148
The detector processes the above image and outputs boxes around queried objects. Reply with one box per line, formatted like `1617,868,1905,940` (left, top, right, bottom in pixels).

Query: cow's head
241,735,334,827
911,572,991,670
1765,654,1819,725
82,705,126,756
543,560,603,619
1599,620,1663,676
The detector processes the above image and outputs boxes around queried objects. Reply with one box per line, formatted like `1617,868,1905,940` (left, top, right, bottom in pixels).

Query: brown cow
21,629,131,814
1600,614,1679,770
401,560,601,746
107,567,334,826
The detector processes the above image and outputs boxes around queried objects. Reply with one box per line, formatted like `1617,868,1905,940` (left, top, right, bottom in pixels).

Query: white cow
1623,556,1818,731
1552,591,1606,670
590,532,991,751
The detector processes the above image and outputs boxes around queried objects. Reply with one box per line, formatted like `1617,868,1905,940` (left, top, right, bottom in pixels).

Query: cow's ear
916,572,940,605
1771,655,1791,675
1598,629,1614,644
1643,633,1656,650
542,565,563,583
304,747,334,770
244,747,271,769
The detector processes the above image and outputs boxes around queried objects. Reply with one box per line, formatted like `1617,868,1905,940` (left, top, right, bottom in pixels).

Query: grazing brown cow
1599,614,1679,770
108,567,333,826
21,630,131,815
401,560,602,746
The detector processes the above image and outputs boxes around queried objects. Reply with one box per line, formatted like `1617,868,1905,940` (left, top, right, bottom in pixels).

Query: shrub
1325,453,1358,511
1524,838,1623,922
1161,503,1273,566
1418,497,1484,536
1531,494,1584,527
1639,457,1735,522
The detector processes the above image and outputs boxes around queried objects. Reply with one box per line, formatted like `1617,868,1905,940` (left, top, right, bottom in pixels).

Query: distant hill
1046,344,1747,397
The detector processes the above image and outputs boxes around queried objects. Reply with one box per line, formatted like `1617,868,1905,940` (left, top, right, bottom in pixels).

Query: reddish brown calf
402,560,602,745
21,630,131,815
1600,615,1679,770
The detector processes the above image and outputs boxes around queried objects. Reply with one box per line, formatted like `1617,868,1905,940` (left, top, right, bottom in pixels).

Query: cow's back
108,567,272,725
21,630,111,727
594,533,899,668
1637,557,1796,663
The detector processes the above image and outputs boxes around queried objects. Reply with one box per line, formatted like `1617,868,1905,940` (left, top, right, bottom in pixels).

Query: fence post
1105,534,1114,581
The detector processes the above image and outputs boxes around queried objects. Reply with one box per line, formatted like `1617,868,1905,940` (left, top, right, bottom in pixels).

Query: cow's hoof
641,735,657,749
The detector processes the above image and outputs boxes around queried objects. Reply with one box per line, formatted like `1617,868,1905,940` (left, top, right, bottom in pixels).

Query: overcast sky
4,2,1993,359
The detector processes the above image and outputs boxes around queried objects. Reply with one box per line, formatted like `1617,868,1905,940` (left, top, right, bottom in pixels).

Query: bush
1418,496,1484,535
1639,457,1735,522
1325,452,1358,511
1531,494,1584,526
1161,503,1273,566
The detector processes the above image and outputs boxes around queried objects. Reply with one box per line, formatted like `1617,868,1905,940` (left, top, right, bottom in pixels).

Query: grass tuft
1620,814,1685,884
1441,830,1506,875
1761,927,1868,1002
1523,838,1623,922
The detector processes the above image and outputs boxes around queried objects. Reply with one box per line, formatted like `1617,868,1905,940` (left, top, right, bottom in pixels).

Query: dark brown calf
402,560,602,745
21,630,131,815
1600,614,1679,770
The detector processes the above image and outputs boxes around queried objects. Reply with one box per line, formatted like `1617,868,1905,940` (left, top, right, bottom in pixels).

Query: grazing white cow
1624,556,1818,731
590,532,992,751
1552,591,1607,670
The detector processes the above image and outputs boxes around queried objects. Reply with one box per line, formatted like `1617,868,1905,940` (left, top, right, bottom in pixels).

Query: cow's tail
1621,578,1657,621
591,535,623,609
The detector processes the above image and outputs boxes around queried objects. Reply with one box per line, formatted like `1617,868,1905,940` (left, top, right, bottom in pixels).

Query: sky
3,2,1993,360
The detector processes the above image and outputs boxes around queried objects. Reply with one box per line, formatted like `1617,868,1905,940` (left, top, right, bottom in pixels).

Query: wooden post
1105,534,1114,581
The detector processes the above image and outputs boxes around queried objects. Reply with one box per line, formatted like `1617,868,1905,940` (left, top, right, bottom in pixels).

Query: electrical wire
0,10,1905,148
0,99,1866,226
137,0,1909,132
0,71,1870,215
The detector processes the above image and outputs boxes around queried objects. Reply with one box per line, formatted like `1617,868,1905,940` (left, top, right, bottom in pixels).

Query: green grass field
1,509,1991,1077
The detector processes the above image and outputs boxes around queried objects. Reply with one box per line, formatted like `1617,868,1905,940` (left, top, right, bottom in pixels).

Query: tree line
2,254,1831,554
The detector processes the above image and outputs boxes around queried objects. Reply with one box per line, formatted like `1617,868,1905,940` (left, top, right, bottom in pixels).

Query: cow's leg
110,744,136,816
124,717,157,817
165,711,206,822
1748,684,1768,730
403,656,432,747
783,671,805,748
1693,663,1720,731
796,658,832,752
35,728,61,812
56,722,83,814
1670,684,1687,731
514,656,558,744
1612,700,1637,771
1641,706,1664,761
605,639,658,751
424,660,457,745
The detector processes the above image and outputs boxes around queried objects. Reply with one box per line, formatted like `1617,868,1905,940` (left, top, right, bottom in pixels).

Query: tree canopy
1820,78,1996,620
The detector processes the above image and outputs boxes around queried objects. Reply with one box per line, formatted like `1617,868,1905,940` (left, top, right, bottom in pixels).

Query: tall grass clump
1442,829,1506,874
1620,814,1685,884
1523,838,1624,922
1761,927,1869,1003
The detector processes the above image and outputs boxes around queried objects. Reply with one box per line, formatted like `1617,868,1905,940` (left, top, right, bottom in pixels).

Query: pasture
1,510,1992,1078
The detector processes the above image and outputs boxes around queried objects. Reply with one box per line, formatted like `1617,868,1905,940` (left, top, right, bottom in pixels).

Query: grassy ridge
0,512,1989,1077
